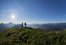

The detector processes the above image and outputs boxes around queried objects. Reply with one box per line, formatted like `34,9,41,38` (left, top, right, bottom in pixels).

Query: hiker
24,22,26,27
22,22,23,27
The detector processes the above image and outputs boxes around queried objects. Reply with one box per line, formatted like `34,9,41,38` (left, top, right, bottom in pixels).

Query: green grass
0,27,66,45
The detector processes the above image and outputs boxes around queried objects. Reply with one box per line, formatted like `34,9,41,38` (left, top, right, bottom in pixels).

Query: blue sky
0,0,66,24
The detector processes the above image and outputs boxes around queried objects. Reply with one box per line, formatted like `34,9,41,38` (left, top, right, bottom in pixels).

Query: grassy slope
0,27,66,45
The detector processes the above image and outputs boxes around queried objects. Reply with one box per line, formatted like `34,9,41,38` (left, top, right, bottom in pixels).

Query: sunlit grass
0,27,66,45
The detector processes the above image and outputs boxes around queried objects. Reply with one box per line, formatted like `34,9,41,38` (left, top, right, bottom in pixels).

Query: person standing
22,22,23,27
24,22,26,27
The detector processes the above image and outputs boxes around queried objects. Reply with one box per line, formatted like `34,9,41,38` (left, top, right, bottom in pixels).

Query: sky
0,0,66,24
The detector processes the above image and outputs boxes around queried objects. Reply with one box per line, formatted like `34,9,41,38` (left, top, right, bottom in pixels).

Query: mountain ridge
0,22,66,31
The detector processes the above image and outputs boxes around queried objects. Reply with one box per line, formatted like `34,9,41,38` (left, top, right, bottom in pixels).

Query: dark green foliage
0,27,66,45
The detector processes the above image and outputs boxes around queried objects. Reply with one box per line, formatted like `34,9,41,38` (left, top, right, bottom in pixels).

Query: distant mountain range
0,22,66,31
0,22,15,32
4,22,15,28
28,23,66,31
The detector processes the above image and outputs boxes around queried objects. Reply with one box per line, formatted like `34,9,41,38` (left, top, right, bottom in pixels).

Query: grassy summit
0,27,66,45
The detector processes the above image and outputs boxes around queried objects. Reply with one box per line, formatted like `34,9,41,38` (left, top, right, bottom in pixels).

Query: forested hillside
0,27,66,45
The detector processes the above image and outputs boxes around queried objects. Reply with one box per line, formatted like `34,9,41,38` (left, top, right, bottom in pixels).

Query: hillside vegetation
0,27,66,45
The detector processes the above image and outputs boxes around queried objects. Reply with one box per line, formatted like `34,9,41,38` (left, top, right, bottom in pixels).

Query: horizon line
0,22,66,24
